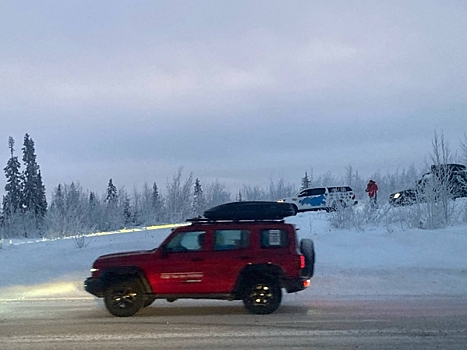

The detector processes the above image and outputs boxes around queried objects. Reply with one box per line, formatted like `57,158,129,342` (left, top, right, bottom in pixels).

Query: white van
278,186,358,213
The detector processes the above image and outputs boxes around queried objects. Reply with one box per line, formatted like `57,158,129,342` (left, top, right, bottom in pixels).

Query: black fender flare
100,267,153,294
232,264,286,298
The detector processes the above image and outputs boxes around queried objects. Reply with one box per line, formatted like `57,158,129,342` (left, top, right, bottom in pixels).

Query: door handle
192,257,204,262
239,256,250,260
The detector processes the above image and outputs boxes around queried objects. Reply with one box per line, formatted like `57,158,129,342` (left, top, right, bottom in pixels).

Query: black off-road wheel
242,279,282,315
104,279,145,317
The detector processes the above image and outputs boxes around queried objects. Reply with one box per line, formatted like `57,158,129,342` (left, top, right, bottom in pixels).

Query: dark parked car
389,164,467,206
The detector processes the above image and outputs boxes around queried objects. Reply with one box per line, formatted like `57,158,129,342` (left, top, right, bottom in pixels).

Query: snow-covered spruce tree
21,134,47,236
45,184,65,237
120,189,132,226
103,178,121,230
151,182,164,223
86,191,103,231
165,168,193,223
1,137,29,238
192,178,206,216
301,172,311,190
138,182,164,225
2,137,23,228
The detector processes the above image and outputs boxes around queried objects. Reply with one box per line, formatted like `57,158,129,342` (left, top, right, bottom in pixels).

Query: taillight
299,255,306,269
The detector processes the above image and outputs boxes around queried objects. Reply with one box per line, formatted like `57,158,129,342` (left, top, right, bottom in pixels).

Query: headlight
90,268,99,273
393,193,401,199
277,199,285,203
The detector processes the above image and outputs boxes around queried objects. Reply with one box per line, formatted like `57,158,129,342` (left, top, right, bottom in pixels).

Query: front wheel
242,279,282,315
104,279,145,317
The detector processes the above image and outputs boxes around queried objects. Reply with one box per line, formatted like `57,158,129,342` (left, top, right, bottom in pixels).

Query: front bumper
84,277,105,298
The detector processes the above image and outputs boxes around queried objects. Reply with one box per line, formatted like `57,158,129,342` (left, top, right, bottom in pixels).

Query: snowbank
0,211,466,301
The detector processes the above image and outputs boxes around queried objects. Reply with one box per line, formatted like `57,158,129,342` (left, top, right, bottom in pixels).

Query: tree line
1,132,467,239
1,134,47,238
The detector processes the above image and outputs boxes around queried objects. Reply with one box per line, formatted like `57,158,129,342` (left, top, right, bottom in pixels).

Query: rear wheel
104,278,145,317
242,279,282,315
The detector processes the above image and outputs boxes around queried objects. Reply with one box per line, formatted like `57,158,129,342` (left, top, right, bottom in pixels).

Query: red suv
84,202,315,317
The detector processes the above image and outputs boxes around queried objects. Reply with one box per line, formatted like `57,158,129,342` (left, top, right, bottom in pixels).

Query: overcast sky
1,0,466,197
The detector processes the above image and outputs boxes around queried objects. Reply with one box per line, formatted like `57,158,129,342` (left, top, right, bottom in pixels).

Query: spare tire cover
300,238,315,278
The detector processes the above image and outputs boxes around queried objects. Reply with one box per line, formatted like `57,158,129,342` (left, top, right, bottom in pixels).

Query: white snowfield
0,210,466,302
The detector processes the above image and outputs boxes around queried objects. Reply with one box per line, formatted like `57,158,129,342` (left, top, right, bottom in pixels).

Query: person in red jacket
365,180,378,208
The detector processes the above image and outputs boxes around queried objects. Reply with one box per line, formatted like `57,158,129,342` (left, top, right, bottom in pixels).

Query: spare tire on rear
203,201,296,221
299,238,315,278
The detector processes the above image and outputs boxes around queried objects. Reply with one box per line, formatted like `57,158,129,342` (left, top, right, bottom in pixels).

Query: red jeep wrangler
84,202,315,317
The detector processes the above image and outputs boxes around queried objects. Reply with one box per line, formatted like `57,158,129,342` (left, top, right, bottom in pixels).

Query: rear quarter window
328,186,352,192
260,229,288,248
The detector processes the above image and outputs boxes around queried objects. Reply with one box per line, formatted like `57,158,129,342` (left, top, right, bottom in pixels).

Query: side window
214,230,250,251
260,229,288,248
166,231,206,252
309,188,325,196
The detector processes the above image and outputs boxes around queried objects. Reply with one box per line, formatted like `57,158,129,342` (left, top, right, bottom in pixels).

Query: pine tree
3,137,23,219
21,133,47,221
151,182,162,221
35,170,47,219
53,184,65,214
301,172,311,190
104,179,120,230
87,191,102,231
122,193,132,225
151,182,160,209
105,179,118,206
192,178,205,215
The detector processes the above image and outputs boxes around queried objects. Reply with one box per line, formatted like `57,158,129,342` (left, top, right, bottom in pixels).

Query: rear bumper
284,277,311,294
84,277,104,298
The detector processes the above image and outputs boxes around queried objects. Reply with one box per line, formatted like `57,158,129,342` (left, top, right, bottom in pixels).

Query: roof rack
186,217,285,224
